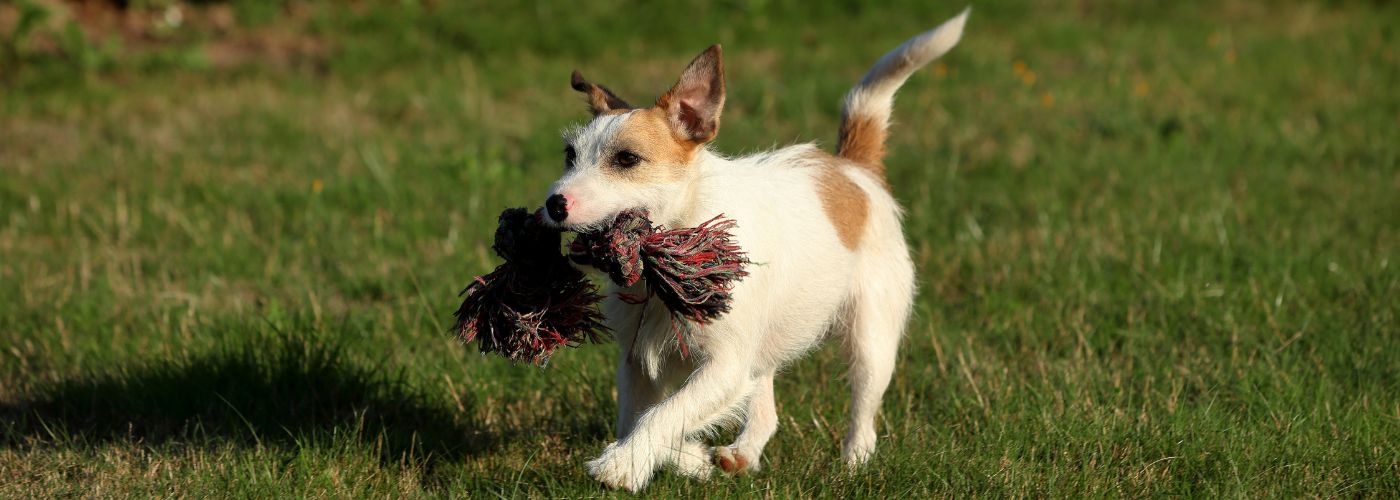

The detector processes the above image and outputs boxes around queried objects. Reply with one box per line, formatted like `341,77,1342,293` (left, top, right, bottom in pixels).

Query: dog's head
543,45,725,231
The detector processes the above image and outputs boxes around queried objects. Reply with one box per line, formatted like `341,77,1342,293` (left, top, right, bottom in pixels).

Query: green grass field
2,0,1397,496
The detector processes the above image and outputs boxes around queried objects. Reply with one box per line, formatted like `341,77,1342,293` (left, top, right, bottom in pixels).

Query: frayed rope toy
453,207,749,365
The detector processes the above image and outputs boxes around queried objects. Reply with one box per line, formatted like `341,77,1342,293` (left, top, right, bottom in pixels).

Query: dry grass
2,0,1397,496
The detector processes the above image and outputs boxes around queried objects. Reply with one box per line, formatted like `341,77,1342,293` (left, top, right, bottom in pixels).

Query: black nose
546,194,568,222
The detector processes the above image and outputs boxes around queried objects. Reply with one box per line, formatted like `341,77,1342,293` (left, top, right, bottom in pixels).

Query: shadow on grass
0,328,494,465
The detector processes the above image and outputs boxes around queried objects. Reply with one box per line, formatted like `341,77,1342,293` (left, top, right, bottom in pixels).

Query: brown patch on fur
836,114,888,180
817,165,870,250
607,107,699,181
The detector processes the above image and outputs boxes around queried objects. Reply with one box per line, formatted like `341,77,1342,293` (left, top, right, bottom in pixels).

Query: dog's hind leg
714,370,777,474
841,250,914,466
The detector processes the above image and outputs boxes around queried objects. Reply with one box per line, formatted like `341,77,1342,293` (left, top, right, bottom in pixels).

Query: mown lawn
1,0,1396,496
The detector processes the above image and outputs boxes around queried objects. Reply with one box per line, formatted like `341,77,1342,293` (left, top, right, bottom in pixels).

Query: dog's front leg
614,351,662,439
587,351,753,492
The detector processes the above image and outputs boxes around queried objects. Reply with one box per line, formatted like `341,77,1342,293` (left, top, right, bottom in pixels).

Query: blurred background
1,0,1396,496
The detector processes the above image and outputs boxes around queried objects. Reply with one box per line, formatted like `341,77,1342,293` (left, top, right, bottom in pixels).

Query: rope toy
453,207,749,365
451,208,607,365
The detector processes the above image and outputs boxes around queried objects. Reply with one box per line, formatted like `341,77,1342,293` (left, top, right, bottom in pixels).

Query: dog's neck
657,146,721,228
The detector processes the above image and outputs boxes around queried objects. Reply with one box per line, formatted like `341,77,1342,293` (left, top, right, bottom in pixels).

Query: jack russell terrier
540,8,969,491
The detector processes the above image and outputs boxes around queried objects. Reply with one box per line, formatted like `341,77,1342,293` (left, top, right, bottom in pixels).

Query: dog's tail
837,8,969,176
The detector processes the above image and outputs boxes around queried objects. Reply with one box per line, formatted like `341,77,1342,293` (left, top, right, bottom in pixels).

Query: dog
540,9,969,491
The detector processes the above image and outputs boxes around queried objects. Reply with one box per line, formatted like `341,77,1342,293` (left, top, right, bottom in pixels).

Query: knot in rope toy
453,207,749,365
451,208,607,365
568,209,749,323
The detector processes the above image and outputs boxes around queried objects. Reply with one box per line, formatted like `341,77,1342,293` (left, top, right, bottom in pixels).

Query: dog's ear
656,45,725,144
571,70,632,116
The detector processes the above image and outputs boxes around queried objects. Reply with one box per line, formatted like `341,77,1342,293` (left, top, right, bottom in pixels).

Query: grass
2,0,1397,496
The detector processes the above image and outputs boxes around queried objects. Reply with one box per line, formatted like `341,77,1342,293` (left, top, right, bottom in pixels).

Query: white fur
541,11,969,492
842,8,970,132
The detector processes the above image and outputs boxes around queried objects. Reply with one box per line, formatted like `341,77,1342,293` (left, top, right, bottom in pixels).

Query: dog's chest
604,288,704,382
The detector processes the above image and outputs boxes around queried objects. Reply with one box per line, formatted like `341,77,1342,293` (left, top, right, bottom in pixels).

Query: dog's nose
546,194,569,222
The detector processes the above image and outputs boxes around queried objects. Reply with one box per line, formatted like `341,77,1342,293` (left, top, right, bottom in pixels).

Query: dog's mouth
528,207,594,265
560,208,642,267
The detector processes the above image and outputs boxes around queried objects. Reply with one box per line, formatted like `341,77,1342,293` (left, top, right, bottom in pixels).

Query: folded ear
656,45,725,143
571,70,632,116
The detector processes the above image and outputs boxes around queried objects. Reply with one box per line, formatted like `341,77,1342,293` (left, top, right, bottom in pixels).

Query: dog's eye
564,145,577,169
614,150,641,169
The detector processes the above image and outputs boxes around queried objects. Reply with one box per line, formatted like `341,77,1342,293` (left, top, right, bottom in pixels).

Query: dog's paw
670,441,715,480
842,428,877,468
586,442,655,492
712,446,759,475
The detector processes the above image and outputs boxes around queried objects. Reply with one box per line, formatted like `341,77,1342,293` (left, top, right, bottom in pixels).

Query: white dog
541,9,969,491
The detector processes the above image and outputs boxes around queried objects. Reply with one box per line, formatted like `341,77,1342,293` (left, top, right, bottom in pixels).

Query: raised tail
837,8,969,176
